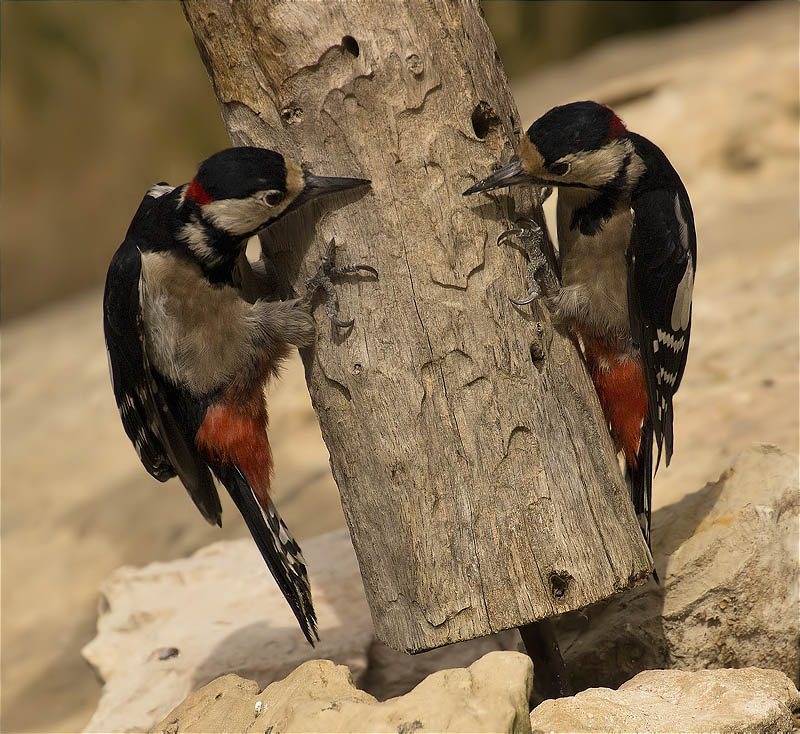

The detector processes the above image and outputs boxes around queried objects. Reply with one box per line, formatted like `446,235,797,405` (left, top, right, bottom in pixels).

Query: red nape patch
195,398,274,508
185,178,212,206
603,105,628,140
584,339,648,468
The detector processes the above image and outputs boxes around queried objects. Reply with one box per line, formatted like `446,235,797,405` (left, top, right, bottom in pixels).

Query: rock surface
555,444,800,691
80,529,370,733
83,444,797,732
82,528,517,733
529,667,800,734
152,652,533,734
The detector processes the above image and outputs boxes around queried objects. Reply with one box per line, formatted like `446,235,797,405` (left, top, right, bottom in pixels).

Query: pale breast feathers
139,252,267,395
555,193,633,339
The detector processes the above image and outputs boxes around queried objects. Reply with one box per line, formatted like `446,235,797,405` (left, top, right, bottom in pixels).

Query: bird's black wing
103,194,222,526
628,185,696,470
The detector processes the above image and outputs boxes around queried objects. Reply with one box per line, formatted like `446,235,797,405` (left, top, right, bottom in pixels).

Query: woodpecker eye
550,161,570,176
262,190,285,207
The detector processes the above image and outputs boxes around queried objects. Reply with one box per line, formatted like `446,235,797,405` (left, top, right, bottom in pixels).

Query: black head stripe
195,147,288,201
526,101,619,164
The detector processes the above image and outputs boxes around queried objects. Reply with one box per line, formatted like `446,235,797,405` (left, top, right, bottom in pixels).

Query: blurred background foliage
1,1,745,320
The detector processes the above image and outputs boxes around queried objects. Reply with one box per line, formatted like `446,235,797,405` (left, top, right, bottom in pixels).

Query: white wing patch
147,183,176,199
656,328,685,352
656,367,677,387
674,193,689,251
671,259,694,331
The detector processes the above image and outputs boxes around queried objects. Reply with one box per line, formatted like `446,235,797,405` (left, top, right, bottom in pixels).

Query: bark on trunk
183,0,652,653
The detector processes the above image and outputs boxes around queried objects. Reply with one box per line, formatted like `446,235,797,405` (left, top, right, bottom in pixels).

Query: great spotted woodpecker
465,101,696,558
103,147,374,642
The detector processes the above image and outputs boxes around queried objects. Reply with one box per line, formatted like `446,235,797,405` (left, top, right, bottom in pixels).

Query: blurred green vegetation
1,1,745,319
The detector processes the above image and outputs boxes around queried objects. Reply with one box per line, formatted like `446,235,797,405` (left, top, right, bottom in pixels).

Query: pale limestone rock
85,444,798,732
82,528,518,733
153,651,533,734
81,529,373,733
362,630,520,700
153,675,261,734
556,444,799,690
529,667,800,734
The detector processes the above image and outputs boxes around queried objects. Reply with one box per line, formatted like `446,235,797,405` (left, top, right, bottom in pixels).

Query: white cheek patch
202,187,300,236
561,139,631,188
671,259,694,331
202,197,272,236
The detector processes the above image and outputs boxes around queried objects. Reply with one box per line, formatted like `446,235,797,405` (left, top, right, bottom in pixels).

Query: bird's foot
304,238,378,328
497,217,559,306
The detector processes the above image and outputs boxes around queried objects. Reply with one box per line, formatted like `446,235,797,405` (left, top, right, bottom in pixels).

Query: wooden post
183,0,652,655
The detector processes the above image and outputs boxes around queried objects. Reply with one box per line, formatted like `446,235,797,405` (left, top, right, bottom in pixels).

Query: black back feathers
103,192,223,526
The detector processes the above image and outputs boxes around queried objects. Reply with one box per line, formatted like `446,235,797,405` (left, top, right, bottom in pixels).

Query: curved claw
514,217,541,231
329,314,355,329
497,228,526,247
341,264,380,279
356,264,379,279
306,238,377,329
509,292,539,306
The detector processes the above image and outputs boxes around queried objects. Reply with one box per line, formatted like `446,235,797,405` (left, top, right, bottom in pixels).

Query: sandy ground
2,4,797,732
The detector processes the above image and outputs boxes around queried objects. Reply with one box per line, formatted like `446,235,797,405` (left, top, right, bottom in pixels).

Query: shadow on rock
556,444,798,692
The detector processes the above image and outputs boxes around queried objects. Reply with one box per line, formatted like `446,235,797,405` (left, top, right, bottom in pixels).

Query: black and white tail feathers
213,464,318,644
626,420,659,583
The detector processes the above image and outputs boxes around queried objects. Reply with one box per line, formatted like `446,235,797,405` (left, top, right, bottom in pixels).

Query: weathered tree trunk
183,0,652,654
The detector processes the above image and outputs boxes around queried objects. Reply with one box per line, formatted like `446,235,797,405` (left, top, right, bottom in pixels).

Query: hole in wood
471,101,501,139
280,106,303,125
549,570,572,599
406,53,424,76
341,35,359,57
530,322,546,363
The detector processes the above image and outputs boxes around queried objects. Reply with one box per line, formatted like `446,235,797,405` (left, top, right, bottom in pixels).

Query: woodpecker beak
462,159,538,195
283,173,371,216
304,173,371,197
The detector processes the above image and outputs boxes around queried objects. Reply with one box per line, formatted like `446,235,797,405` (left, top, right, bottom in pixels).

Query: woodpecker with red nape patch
103,147,375,642
464,102,695,560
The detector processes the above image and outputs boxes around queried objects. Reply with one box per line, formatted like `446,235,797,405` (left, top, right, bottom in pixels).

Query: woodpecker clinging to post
103,147,375,643
464,101,695,558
